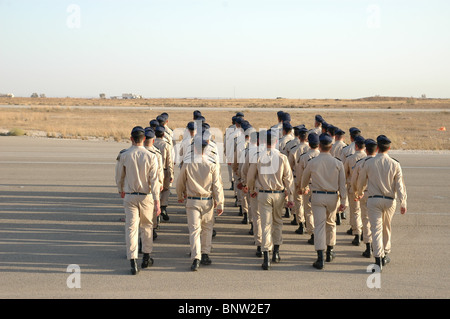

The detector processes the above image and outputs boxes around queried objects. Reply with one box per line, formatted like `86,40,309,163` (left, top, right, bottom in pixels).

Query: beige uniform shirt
154,138,174,182
270,122,283,139
356,153,407,209
247,148,295,201
278,133,295,156
340,142,355,162
289,141,310,172
331,140,346,158
294,148,320,189
145,145,164,186
115,145,161,199
240,144,258,187
176,155,225,210
344,150,367,186
300,152,347,203
351,155,374,195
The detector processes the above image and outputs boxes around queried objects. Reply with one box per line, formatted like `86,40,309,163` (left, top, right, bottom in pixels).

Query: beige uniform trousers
124,194,154,260
249,194,262,246
293,191,305,224
258,192,285,252
348,186,362,235
186,199,215,261
311,193,339,251
360,194,372,244
367,197,396,258
161,172,171,207
304,193,314,235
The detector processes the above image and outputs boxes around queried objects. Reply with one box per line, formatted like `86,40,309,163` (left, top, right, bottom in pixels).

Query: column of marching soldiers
115,110,407,275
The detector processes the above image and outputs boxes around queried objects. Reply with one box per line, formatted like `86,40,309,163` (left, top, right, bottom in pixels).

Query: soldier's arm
394,163,407,212
166,145,174,181
282,157,295,203
115,156,126,194
356,163,368,198
337,161,347,205
176,163,187,202
247,163,257,195
300,163,312,192
212,164,224,213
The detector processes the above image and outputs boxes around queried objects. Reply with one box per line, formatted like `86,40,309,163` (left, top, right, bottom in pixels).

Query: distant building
0,93,14,98
31,93,39,98
99,93,106,99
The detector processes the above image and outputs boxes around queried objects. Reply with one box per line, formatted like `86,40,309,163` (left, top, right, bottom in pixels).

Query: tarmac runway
0,136,449,300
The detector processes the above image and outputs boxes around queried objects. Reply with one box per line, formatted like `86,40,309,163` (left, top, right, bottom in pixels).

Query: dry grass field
0,97,449,150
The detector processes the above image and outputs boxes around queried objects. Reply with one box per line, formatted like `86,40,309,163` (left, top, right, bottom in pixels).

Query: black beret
144,127,155,139
349,127,361,136
131,126,145,135
186,121,196,130
315,115,324,123
282,112,291,122
149,119,159,127
235,117,244,124
354,135,365,144
335,128,345,135
236,112,244,117
193,110,202,119
308,132,319,144
319,133,333,145
321,121,329,130
377,135,391,145
155,126,165,133
283,121,293,131
365,138,377,146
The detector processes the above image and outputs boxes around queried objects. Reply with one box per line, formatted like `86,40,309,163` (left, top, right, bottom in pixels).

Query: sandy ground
0,136,449,302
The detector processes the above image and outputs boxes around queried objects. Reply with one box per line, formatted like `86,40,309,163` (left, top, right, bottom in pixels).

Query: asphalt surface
0,136,449,299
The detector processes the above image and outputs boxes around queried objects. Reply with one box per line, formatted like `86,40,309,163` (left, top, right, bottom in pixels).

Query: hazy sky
1,0,449,99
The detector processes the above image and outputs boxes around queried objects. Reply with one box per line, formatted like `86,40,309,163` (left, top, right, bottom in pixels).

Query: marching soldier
279,121,295,156
270,111,285,139
176,136,224,271
344,135,367,245
154,125,174,222
300,133,347,270
247,129,295,270
309,115,323,136
224,116,237,190
115,126,161,275
288,126,310,229
144,127,164,238
356,135,407,271
351,138,377,258
294,133,320,242
331,127,346,158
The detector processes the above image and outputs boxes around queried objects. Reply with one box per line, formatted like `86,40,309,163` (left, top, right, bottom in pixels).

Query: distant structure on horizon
0,93,14,98
109,93,143,99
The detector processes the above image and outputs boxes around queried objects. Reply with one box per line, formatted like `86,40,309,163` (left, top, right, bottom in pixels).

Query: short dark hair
366,144,377,154
319,142,332,152
132,133,145,143
377,143,390,152
155,130,165,138
309,143,319,149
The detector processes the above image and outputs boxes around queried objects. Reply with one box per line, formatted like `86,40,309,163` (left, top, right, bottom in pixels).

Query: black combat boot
346,227,353,235
262,251,270,270
336,212,341,225
313,250,324,269
249,222,254,235
238,205,243,216
130,259,139,275
241,212,248,224
200,253,212,265
284,207,290,218
290,214,298,225
382,254,391,266
326,245,335,262
256,246,262,258
272,245,281,263
191,259,200,271
295,222,304,234
374,257,382,272
352,234,361,246
341,211,346,220
141,253,154,269
161,206,169,221
307,234,314,245
362,243,371,258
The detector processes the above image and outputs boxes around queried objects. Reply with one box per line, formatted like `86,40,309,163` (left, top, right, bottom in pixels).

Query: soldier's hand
178,199,184,204
250,192,257,198
237,183,243,190
338,204,346,212
287,201,294,209
155,206,161,216
119,192,125,198
242,186,248,193
217,209,224,216
401,207,407,215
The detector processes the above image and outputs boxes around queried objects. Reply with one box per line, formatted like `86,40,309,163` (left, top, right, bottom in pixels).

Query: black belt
312,191,337,195
259,190,285,194
187,196,212,200
369,195,394,200
126,192,149,196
